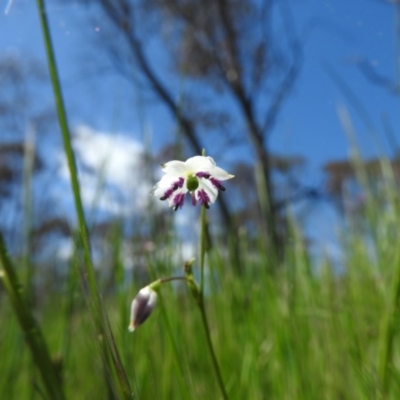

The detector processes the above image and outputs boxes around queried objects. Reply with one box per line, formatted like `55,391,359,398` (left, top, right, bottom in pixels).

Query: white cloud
58,124,152,217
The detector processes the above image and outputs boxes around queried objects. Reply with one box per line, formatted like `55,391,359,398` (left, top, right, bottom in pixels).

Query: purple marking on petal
210,177,225,191
196,172,225,191
160,177,185,200
191,193,197,206
173,192,186,211
197,189,210,209
196,171,210,179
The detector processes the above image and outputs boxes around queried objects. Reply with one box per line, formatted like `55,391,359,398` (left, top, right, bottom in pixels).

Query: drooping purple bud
128,286,158,332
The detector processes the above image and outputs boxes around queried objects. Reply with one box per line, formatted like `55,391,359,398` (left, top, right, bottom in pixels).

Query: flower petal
198,179,218,204
185,156,215,172
208,166,234,181
151,175,182,198
162,160,188,176
170,190,186,210
197,189,211,208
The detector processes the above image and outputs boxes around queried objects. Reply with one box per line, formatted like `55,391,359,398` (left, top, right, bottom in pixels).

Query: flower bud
128,285,158,332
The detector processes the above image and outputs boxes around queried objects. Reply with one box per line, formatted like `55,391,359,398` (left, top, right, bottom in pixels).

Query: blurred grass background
1,191,400,399
1,1,400,399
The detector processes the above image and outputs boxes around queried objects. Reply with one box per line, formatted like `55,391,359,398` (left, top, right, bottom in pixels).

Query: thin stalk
35,0,95,303
22,122,35,303
199,205,207,293
158,279,195,400
198,207,229,400
35,1,132,398
198,300,229,400
0,232,65,400
161,276,192,284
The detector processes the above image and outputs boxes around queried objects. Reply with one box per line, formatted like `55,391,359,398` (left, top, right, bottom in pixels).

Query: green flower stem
198,299,229,400
160,276,190,284
0,232,65,400
142,274,195,399
156,294,194,400
35,1,132,398
200,204,207,293
198,206,229,400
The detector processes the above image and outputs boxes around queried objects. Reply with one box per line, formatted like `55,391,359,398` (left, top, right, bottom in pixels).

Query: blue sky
0,0,399,155
283,0,399,171
2,0,398,166
1,0,399,261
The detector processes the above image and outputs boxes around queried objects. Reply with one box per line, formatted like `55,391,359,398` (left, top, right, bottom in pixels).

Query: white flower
128,286,158,332
151,156,234,210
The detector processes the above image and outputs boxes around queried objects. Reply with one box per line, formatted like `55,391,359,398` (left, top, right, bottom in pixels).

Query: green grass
1,1,399,398
1,218,400,399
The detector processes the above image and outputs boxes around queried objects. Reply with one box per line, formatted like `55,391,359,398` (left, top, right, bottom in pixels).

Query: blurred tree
0,53,53,138
324,157,400,215
81,0,306,262
323,1,400,222
0,53,53,250
0,53,172,284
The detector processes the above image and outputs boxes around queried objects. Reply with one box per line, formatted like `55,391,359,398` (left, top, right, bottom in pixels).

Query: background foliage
2,0,400,399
